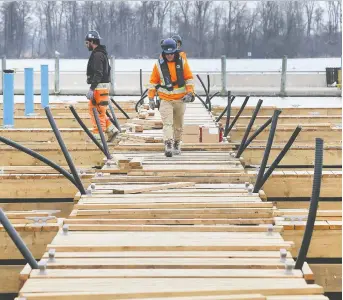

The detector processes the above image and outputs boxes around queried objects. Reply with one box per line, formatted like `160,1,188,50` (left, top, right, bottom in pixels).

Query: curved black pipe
235,99,263,158
195,93,209,110
253,109,282,193
215,96,235,123
241,116,273,152
108,103,122,132
0,209,39,269
135,94,148,112
209,91,220,102
196,74,211,111
110,98,131,119
44,107,86,195
256,126,302,190
69,105,105,154
225,96,250,135
295,138,323,270
223,92,232,137
0,135,78,189
92,108,111,159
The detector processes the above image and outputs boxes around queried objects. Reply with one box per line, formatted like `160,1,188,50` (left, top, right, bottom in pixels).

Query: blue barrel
3,70,14,127
40,65,49,108
24,68,34,115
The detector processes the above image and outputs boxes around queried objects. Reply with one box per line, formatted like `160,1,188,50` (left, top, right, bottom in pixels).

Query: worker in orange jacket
148,38,195,157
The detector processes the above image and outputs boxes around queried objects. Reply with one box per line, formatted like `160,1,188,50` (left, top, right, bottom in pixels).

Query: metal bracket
280,248,287,262
267,224,273,236
285,261,295,274
26,216,55,226
38,259,47,275
48,249,56,262
62,224,69,235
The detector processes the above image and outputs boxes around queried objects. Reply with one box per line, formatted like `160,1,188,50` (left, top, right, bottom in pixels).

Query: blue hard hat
161,38,177,54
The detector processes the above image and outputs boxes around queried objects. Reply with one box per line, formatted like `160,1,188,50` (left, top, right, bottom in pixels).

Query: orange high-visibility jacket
148,55,194,101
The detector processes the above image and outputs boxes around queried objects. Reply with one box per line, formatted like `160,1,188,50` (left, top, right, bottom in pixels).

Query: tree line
0,1,341,59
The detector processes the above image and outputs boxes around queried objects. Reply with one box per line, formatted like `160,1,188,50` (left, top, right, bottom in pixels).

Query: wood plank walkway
17,102,328,300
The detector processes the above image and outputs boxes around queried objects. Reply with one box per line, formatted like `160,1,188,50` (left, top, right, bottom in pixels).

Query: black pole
44,107,86,195
0,136,79,190
207,74,210,96
140,69,143,97
92,108,111,159
110,98,131,119
106,111,121,132
69,105,105,155
253,109,282,193
226,96,250,134
223,92,232,137
196,74,211,111
256,126,302,190
108,102,122,132
295,138,323,270
235,99,263,158
240,116,273,154
195,93,209,110
215,96,235,123
0,209,39,269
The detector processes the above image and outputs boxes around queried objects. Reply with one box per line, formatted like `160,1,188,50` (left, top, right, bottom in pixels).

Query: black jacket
86,45,111,90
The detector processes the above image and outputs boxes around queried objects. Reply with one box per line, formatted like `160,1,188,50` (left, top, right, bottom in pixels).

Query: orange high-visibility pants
88,83,112,134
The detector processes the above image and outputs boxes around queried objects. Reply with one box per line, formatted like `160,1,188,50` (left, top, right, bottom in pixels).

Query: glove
149,98,156,110
182,92,195,103
86,89,94,101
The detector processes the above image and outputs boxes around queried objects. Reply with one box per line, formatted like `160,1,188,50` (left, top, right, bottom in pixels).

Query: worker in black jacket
85,30,118,142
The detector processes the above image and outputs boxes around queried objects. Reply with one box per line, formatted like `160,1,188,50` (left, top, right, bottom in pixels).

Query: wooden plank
41,251,292,259
241,147,342,166
302,262,315,282
309,264,342,292
75,203,272,210
327,220,342,229
0,143,104,167
282,229,342,258
40,257,290,269
0,175,92,199
92,174,252,184
0,230,59,259
0,202,73,218
272,201,342,211
15,295,331,300
19,278,324,295
230,126,341,143
18,294,267,300
0,265,23,293
64,218,274,225
261,171,342,198
66,224,282,233
29,268,303,278
112,182,195,194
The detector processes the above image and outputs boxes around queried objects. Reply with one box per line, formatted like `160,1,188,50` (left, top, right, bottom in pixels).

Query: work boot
164,139,173,157
106,124,119,142
173,140,181,155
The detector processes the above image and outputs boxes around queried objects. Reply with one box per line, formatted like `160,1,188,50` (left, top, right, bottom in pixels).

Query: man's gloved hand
149,98,156,110
182,92,195,103
86,89,94,101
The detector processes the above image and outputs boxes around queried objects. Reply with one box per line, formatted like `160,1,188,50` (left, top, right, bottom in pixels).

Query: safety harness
157,54,185,91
